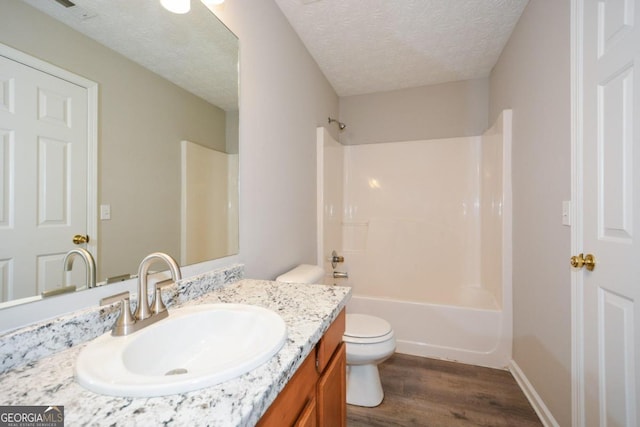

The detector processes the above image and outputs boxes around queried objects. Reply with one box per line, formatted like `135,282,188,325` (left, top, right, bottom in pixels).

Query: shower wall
343,136,500,309
317,127,344,276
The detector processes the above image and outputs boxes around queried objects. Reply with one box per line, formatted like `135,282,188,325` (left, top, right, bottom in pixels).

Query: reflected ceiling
23,0,238,111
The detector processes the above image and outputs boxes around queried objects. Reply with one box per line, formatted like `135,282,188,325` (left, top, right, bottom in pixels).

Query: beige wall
489,0,572,424
213,0,340,279
0,0,228,281
339,78,489,145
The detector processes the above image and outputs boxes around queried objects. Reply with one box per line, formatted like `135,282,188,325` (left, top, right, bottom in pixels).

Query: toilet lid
344,313,392,339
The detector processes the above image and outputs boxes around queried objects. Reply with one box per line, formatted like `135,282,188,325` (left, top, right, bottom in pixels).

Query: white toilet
276,264,396,407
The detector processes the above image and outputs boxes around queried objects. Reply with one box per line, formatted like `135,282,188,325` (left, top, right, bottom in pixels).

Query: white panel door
316,127,345,284
577,0,640,425
0,55,88,300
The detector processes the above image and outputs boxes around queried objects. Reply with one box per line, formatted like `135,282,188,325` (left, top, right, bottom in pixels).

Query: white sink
75,303,287,397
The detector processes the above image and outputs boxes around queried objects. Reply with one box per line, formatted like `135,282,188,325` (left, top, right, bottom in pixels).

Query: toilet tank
276,264,324,284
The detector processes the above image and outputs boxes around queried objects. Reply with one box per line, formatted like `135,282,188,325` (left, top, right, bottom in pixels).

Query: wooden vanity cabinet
317,343,346,427
295,395,317,427
258,309,346,427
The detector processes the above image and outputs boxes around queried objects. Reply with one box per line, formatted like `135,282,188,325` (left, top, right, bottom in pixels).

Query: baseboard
509,360,560,427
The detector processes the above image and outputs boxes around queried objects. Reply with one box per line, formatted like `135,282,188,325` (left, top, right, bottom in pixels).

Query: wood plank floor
347,354,543,427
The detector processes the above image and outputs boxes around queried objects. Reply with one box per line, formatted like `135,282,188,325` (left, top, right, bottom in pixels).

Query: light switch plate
100,204,111,220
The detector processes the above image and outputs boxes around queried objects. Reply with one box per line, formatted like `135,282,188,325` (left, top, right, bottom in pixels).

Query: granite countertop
0,279,351,426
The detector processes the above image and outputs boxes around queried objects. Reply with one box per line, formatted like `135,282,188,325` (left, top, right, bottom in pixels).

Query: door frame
0,43,98,264
570,0,585,424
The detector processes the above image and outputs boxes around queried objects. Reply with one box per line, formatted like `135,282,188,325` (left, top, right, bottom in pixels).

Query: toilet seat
344,314,393,344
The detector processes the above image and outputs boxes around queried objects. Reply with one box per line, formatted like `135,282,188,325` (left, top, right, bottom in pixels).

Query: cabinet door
295,395,317,427
257,350,318,427
317,343,346,427
317,310,345,372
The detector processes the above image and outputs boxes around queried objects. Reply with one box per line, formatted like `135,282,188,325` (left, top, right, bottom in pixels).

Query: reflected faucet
62,248,96,289
134,252,182,321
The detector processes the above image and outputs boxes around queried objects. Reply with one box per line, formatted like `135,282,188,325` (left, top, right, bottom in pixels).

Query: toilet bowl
276,264,396,407
343,313,395,407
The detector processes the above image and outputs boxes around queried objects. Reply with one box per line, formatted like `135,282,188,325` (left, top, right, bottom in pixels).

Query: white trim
509,360,561,427
570,0,586,425
316,127,325,268
0,43,97,90
85,85,98,264
501,109,514,374
180,141,188,266
0,42,99,268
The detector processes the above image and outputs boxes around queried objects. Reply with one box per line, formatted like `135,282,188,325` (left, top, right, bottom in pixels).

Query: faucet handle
100,291,130,306
100,291,135,336
151,279,174,315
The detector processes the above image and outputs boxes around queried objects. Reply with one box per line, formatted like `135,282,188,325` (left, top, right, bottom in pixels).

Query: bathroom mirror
0,0,239,307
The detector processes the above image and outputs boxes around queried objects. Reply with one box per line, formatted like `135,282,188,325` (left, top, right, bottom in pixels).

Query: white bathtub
347,294,512,369
318,111,513,370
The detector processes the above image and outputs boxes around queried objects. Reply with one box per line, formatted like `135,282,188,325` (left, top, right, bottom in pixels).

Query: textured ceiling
21,0,238,111
273,0,529,96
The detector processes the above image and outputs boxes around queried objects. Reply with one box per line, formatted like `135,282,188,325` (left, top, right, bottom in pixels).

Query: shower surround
319,111,512,368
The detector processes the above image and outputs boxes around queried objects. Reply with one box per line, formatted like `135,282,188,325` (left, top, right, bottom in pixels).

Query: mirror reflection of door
0,53,93,301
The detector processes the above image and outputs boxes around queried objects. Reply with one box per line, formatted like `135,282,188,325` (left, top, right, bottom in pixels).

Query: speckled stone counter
0,264,244,373
0,278,351,426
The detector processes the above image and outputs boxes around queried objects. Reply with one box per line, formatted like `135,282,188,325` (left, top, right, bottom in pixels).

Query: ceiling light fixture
160,0,190,14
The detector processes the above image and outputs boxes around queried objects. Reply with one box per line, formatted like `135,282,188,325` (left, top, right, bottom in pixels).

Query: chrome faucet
62,248,96,289
100,252,181,336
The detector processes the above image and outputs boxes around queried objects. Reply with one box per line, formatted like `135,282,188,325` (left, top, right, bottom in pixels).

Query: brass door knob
570,253,596,271
73,234,90,245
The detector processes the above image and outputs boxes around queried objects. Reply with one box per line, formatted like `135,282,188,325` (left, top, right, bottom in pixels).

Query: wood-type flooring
347,353,543,427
